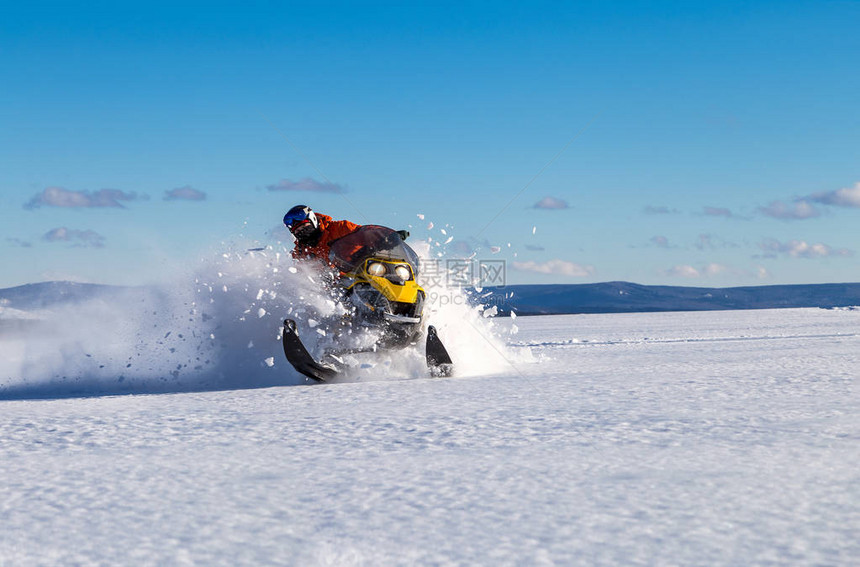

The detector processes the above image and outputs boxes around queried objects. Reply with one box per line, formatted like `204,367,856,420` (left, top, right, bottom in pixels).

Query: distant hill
475,281,860,315
2,280,859,317
0,281,138,310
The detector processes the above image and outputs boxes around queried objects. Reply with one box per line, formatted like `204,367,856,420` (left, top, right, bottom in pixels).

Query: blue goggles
283,208,310,227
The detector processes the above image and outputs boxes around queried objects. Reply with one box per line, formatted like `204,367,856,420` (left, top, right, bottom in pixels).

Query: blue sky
2,0,859,288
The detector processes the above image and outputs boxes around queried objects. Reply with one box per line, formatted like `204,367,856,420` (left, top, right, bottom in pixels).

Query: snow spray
1,231,528,398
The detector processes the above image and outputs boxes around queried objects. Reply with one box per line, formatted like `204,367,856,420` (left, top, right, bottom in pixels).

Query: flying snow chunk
257,308,267,318
263,357,275,367
532,226,537,235
490,246,501,254
288,267,298,274
427,222,434,230
417,213,425,220
308,319,318,328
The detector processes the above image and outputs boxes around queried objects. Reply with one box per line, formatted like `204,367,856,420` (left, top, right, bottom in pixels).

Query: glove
396,230,410,241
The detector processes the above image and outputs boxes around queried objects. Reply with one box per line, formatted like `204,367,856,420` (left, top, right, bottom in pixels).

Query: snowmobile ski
426,325,453,377
282,319,339,383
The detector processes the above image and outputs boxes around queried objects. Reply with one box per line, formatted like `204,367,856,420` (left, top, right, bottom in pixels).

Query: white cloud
695,234,714,250
703,263,727,276
6,238,32,248
43,227,106,248
25,187,141,209
643,205,679,215
532,196,569,210
758,200,820,220
703,206,733,218
450,240,474,257
807,181,860,208
758,238,853,259
512,259,594,277
650,235,670,248
667,263,769,280
266,178,345,193
164,185,206,201
694,234,738,250
666,265,701,278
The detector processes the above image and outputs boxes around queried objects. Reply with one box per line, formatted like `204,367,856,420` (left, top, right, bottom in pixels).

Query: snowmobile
282,225,453,382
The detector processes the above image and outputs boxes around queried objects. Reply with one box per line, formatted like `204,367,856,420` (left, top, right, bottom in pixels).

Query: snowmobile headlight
367,262,386,277
394,265,411,280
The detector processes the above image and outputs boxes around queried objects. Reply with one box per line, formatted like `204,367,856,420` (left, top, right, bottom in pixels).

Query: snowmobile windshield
328,225,421,274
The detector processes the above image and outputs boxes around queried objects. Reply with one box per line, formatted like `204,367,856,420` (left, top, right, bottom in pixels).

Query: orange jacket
291,213,361,266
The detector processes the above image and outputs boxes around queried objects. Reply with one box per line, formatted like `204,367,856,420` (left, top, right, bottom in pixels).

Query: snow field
1,308,858,565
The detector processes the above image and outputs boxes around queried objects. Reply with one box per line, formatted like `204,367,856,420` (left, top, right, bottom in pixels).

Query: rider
283,205,361,265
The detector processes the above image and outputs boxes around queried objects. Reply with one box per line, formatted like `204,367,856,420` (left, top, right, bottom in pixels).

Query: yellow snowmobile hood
347,258,423,305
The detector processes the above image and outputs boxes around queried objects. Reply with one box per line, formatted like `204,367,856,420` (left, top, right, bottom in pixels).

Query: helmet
283,205,320,240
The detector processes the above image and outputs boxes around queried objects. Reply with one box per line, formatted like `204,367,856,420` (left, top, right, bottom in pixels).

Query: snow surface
2,307,858,565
